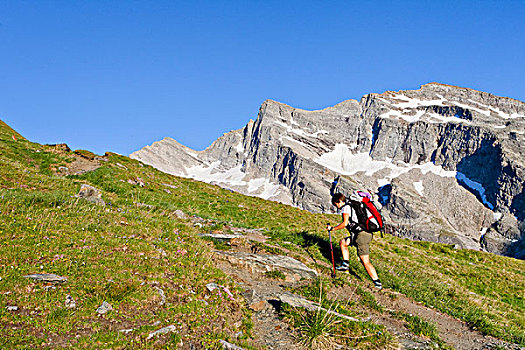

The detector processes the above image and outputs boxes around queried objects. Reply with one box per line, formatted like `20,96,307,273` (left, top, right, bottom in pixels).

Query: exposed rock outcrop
131,83,525,258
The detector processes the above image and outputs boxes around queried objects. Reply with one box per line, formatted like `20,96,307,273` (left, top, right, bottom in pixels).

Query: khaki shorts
344,230,373,256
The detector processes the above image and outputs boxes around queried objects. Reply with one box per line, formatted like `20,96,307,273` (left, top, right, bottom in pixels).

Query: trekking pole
326,223,336,278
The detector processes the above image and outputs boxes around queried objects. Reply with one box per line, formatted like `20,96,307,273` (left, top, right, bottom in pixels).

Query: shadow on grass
297,231,362,280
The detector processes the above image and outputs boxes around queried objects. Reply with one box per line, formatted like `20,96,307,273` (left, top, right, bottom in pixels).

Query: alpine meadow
0,114,524,349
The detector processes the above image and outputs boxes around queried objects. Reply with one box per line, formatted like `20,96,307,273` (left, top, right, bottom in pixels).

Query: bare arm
330,213,349,231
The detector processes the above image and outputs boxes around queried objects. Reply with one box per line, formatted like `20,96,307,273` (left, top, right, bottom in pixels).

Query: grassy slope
0,120,523,349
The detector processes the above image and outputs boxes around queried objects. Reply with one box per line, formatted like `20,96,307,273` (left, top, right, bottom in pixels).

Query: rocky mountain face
131,83,525,259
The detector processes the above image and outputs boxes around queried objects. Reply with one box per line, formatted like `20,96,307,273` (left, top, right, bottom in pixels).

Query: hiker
327,193,382,289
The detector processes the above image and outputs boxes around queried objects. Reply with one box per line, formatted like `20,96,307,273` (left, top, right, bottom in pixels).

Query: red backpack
347,191,384,234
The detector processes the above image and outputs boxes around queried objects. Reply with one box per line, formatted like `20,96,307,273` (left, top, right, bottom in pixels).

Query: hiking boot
373,279,382,290
335,263,349,272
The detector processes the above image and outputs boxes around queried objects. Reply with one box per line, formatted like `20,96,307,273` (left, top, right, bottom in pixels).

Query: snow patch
380,109,471,125
272,119,329,139
316,144,388,176
185,163,245,185
427,113,472,124
383,94,446,109
235,141,244,153
248,178,282,199
316,144,496,210
184,162,281,199
316,144,456,185
413,181,424,196
449,101,490,117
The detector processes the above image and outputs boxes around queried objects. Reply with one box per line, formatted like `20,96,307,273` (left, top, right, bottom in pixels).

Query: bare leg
339,238,351,261
359,254,379,281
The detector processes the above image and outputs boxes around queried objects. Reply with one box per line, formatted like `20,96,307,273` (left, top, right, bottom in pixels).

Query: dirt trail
330,283,515,350
209,232,521,350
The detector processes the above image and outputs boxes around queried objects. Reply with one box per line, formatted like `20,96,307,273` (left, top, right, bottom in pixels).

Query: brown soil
65,156,102,175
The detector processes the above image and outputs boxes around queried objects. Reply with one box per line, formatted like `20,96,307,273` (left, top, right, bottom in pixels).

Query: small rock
162,183,178,189
206,283,220,292
174,210,187,219
154,287,166,306
127,178,145,187
164,189,171,194
77,184,105,206
249,300,267,312
194,223,203,228
147,325,177,340
6,305,18,311
96,301,113,314
23,273,67,284
58,166,69,173
219,340,246,350
241,289,256,302
65,295,76,309
119,328,134,334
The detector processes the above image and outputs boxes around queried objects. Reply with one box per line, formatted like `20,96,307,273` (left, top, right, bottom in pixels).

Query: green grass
0,119,524,348
392,311,452,349
264,270,286,280
281,302,394,350
355,286,384,312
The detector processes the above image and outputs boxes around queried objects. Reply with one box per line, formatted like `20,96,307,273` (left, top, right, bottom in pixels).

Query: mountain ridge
131,83,525,258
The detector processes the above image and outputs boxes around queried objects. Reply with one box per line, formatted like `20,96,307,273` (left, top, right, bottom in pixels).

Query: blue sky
1,1,524,155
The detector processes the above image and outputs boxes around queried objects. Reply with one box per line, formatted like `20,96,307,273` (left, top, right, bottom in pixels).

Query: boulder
214,251,317,282
77,184,105,206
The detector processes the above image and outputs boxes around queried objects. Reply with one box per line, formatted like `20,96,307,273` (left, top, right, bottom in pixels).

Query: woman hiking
327,192,382,289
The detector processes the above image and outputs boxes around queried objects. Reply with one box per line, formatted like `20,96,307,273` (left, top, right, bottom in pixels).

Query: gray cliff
131,83,525,258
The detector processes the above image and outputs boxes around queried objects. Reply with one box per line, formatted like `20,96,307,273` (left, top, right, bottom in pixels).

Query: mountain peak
131,84,525,259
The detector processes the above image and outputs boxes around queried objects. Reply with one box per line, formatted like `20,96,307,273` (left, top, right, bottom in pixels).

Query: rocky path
215,257,299,350
330,284,516,350
205,229,521,350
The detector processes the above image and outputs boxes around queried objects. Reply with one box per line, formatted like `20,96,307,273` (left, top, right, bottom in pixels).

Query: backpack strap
341,202,359,231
